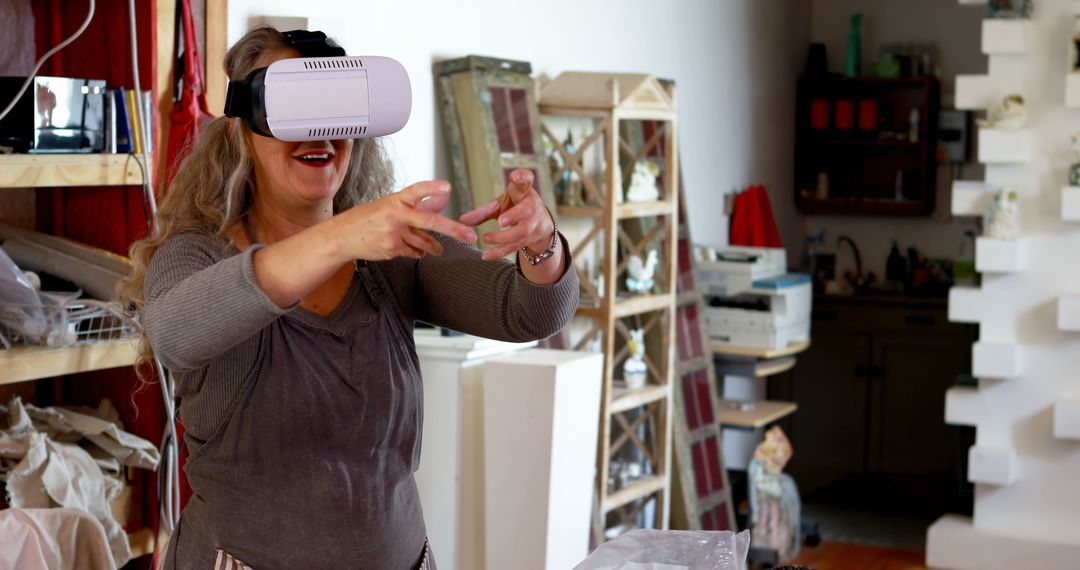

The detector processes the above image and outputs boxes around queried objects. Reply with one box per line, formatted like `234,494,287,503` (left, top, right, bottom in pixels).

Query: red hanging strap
162,0,215,194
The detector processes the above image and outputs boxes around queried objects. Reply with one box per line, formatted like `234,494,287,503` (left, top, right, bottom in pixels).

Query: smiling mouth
294,152,334,167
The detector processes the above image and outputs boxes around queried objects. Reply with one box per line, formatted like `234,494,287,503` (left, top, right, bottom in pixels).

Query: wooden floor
788,541,928,570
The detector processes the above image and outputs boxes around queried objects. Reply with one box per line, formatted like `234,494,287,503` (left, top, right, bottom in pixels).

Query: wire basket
0,297,139,350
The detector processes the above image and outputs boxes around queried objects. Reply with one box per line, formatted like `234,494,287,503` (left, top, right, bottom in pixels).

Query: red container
810,99,830,130
834,100,855,130
858,99,880,131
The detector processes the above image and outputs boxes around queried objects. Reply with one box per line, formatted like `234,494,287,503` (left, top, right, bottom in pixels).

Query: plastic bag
574,529,751,570
0,246,45,345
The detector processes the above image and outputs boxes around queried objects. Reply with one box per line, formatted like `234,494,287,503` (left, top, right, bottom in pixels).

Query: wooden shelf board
613,293,673,318
0,339,140,385
616,199,676,219
602,474,666,513
712,339,811,360
755,356,798,377
716,399,797,429
611,383,670,414
0,154,146,188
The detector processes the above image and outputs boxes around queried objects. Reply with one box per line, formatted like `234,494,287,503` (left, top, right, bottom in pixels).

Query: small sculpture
976,94,1028,129
985,188,1020,240
625,160,661,202
987,0,1034,19
1070,133,1080,186
625,250,659,293
623,329,648,390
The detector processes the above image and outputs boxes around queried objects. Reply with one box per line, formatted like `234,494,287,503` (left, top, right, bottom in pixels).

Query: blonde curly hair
117,27,393,377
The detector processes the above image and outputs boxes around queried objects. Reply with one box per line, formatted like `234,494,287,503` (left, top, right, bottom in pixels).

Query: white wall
226,0,804,249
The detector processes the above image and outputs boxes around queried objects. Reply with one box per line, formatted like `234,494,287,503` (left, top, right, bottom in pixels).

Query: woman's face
244,48,354,212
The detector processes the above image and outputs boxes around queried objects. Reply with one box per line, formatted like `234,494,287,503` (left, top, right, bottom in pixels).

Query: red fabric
729,185,783,248
162,0,215,194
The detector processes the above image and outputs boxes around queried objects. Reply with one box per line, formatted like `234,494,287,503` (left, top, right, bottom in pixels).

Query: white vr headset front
225,52,412,142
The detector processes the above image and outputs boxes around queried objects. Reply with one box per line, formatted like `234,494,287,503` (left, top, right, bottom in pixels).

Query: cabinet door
868,331,970,512
781,331,871,496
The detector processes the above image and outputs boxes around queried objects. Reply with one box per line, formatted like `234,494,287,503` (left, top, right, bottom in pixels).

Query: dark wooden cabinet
769,296,974,516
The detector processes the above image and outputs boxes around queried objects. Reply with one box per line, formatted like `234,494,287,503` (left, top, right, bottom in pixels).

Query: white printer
697,247,812,351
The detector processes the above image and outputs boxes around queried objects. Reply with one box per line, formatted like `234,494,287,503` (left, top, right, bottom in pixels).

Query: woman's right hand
332,180,477,262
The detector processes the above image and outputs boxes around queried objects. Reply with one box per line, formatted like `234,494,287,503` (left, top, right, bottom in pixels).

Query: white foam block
1063,186,1080,221
1059,296,1080,332
968,445,1018,485
1067,75,1080,109
972,341,1022,378
949,286,983,324
1053,400,1080,440
946,386,980,426
956,75,1005,110
978,129,1033,164
982,19,1033,55
952,181,993,216
975,237,1026,273
927,514,1080,570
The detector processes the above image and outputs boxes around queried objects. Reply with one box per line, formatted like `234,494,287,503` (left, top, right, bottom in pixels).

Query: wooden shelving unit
0,154,146,189
540,71,679,536
713,339,811,360
716,399,799,429
0,340,140,386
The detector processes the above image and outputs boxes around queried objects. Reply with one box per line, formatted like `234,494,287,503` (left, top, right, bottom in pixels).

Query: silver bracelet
521,214,559,266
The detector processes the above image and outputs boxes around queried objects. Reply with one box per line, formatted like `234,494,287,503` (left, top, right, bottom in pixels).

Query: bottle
909,108,920,143
846,14,863,78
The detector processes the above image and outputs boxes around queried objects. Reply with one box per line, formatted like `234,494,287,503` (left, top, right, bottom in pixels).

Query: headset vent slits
306,126,368,137
302,58,363,70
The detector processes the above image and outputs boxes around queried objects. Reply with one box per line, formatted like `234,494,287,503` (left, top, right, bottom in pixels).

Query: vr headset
224,30,411,141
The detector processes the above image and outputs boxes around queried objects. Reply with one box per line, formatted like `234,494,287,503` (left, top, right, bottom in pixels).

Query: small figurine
987,0,1034,19
985,188,1020,240
625,250,659,293
1070,133,1080,186
626,160,661,202
623,329,648,390
976,94,1028,129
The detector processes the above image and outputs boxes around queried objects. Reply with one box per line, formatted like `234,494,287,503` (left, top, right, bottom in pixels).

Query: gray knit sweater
144,231,578,568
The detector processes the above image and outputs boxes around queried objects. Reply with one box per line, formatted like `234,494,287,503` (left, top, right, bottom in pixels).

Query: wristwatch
520,212,559,266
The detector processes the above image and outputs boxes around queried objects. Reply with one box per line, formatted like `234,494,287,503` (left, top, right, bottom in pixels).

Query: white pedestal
951,181,993,216
1066,75,1080,109
1053,400,1080,440
946,386,980,426
968,445,1018,485
1062,186,1080,221
972,341,1022,378
978,129,1032,164
414,332,536,570
975,237,1026,273
1057,296,1080,332
949,286,983,324
927,514,1080,570
981,19,1033,55
483,350,603,570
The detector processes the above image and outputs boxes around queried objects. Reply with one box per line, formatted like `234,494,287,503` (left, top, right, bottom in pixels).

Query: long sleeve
414,232,579,342
143,233,291,372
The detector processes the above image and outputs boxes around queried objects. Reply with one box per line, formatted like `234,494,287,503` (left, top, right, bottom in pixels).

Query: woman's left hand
460,169,554,261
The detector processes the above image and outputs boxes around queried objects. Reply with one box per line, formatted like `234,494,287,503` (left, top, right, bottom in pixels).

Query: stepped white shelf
1062,186,1080,221
1053,400,1080,440
1067,75,1080,109
949,286,983,324
946,386,980,426
956,75,1010,111
1058,296,1080,332
928,515,1080,570
981,19,1034,55
975,237,1025,273
952,181,994,216
978,128,1033,164
972,341,1022,378
968,445,1018,485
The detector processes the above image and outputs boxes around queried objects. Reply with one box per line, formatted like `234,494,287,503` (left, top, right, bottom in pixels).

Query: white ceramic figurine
623,329,648,390
626,250,659,293
626,160,661,202
985,188,1020,240
976,94,1028,130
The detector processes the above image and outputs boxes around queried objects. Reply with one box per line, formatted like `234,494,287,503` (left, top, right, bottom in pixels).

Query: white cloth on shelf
1,396,161,567
0,507,117,570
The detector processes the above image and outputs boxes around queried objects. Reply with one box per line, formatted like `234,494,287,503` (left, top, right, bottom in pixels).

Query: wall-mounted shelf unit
952,181,994,216
0,154,146,189
1062,186,1080,220
981,19,1034,55
972,341,1022,379
1053,401,1080,440
0,340,140,386
715,399,797,429
977,129,1033,164
946,385,980,426
968,445,1018,486
975,237,1026,274
1057,296,1080,332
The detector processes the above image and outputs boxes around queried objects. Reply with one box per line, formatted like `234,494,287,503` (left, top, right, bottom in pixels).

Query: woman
119,27,577,569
